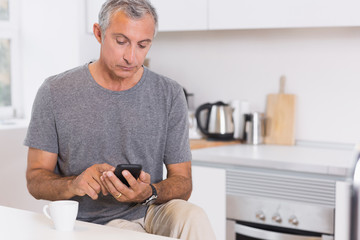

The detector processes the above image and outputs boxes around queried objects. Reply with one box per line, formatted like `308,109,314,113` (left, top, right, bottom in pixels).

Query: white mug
43,200,79,231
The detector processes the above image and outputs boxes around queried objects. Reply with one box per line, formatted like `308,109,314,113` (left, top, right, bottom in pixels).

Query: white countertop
191,144,357,177
0,119,29,130
0,206,175,240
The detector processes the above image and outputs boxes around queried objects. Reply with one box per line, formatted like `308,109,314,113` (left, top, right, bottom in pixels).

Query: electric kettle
195,101,235,140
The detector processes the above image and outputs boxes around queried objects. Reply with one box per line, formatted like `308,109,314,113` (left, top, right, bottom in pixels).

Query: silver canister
243,112,265,145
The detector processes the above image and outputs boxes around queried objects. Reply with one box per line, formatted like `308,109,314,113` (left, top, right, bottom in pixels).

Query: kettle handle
195,103,212,136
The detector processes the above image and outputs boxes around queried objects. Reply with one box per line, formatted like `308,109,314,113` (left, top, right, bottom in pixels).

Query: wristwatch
142,183,158,206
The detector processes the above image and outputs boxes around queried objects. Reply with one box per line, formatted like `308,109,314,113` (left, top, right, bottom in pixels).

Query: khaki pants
106,199,216,240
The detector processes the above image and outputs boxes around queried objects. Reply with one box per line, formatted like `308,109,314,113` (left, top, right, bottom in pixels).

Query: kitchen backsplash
145,27,360,144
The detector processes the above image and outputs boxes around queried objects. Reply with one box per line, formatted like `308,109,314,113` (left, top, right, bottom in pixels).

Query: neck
89,61,143,91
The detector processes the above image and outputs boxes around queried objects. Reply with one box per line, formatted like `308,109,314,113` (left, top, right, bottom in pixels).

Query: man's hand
69,164,115,200
100,170,152,203
26,148,116,201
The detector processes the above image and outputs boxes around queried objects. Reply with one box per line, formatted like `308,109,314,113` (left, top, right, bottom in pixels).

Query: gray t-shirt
24,63,191,224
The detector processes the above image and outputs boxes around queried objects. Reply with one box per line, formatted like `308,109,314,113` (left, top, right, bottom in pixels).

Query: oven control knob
288,216,299,226
255,211,266,221
272,214,282,223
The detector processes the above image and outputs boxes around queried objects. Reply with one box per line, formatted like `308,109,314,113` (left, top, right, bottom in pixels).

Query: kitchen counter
190,139,241,150
191,143,356,177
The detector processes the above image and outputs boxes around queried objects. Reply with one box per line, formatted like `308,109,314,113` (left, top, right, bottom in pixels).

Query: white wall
20,0,81,119
146,27,360,144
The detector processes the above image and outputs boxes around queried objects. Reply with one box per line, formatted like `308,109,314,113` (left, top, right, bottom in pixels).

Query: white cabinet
162,165,226,240
0,127,49,213
86,0,360,33
208,0,360,30
150,0,208,31
189,166,226,240
86,0,207,32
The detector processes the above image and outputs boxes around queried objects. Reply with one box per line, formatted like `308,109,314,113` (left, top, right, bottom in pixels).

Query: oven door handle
235,223,330,240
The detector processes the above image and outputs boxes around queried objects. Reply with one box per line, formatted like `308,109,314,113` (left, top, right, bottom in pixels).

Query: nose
123,44,136,65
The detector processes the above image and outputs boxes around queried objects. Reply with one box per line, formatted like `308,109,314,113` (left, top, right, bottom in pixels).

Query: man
24,0,216,239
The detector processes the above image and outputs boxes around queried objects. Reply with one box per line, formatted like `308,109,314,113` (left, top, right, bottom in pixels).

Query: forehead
106,10,155,38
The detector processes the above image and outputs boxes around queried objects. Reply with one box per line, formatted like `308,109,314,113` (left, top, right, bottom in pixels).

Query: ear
93,23,102,44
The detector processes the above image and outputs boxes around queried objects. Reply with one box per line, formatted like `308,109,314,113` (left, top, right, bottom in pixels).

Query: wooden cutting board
264,76,296,145
189,139,241,150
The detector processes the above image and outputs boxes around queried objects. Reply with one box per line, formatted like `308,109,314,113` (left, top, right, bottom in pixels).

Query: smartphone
114,164,142,187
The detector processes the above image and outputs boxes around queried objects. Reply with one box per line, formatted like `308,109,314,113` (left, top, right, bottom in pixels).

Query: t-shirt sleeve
24,80,59,154
163,85,192,165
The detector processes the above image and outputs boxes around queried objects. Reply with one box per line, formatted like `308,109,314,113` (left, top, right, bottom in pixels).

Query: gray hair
98,0,158,36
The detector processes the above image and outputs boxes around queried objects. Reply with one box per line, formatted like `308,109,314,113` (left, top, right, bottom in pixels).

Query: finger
139,171,150,183
81,182,99,200
71,174,98,200
100,176,109,195
102,175,115,195
139,171,147,182
97,175,109,196
96,163,116,173
103,171,127,199
88,173,103,192
123,170,138,189
87,177,102,195
106,171,126,189
88,165,111,196
91,170,109,196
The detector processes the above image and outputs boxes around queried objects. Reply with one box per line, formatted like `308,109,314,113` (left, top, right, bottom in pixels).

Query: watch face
148,195,156,202
147,195,157,205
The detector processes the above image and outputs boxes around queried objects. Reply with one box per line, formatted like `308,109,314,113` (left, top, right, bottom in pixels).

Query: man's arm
26,147,114,201
153,161,192,203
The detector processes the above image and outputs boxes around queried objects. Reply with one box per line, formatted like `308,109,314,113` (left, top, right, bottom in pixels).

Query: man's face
99,11,155,80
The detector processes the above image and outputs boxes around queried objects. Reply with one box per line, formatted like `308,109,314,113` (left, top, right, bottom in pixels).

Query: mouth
117,65,136,71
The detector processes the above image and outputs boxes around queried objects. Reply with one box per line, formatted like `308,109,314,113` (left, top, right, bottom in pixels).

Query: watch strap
141,183,158,206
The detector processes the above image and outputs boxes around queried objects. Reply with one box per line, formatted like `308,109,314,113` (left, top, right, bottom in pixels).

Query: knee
168,200,215,239
168,200,209,226
146,200,215,239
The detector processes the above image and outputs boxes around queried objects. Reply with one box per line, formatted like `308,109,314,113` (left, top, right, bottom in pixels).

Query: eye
116,40,126,45
115,37,127,45
138,42,150,49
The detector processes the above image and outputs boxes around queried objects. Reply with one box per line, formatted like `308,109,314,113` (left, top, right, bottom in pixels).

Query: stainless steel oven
228,220,334,240
226,167,336,240
351,148,360,240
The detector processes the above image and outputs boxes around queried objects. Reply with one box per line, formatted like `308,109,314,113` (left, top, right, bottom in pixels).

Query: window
0,38,11,107
0,0,20,120
0,0,9,21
